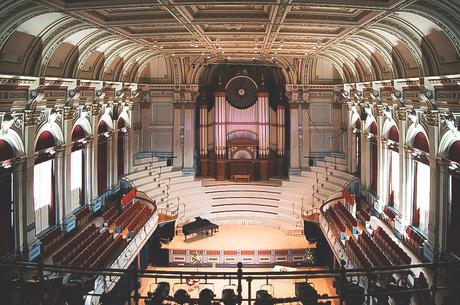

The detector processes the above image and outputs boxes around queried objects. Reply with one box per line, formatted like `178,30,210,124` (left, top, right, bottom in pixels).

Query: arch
71,125,86,142
406,123,429,150
413,131,430,154
73,116,92,136
35,130,56,152
438,129,460,158
382,118,399,140
35,121,64,148
97,120,109,195
0,128,25,156
0,139,14,162
98,112,114,131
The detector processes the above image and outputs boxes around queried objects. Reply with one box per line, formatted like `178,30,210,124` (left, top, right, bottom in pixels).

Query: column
397,107,409,223
346,102,354,173
112,119,119,186
200,104,208,176
90,105,100,202
183,102,195,175
172,102,183,169
289,102,300,174
301,103,311,170
123,130,130,175
23,110,40,260
107,133,114,188
60,107,75,232
426,110,440,259
214,92,226,180
258,92,269,180
127,102,135,173
376,105,384,200
84,137,94,206
276,105,285,176
14,157,26,256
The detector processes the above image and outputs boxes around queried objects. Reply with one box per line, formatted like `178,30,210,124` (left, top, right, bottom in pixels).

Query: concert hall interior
0,0,460,304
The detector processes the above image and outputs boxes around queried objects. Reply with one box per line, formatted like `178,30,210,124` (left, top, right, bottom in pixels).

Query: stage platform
163,224,314,267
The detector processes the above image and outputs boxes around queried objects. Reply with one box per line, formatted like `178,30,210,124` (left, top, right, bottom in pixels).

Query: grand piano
182,217,219,240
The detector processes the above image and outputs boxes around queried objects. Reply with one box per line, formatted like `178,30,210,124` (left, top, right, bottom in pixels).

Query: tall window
70,149,83,211
412,131,430,235
390,150,400,210
414,161,430,234
448,140,460,257
34,131,56,235
0,139,14,256
34,159,53,234
369,122,378,194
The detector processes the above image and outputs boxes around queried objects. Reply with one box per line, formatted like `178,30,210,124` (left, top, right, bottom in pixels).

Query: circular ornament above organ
225,76,258,109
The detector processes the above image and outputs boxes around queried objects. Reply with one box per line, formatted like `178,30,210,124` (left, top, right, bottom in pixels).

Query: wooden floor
201,179,283,187
164,224,312,251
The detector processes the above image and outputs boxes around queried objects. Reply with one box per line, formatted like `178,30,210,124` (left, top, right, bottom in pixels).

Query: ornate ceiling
0,0,459,84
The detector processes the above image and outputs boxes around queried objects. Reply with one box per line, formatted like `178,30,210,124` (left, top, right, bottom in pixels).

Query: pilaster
183,102,195,175
172,102,183,169
301,103,310,170
289,102,300,174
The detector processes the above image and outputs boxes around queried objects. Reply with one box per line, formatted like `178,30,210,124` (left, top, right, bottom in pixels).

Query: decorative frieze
375,104,384,117
24,110,38,126
396,106,407,121
63,106,76,120
424,111,439,127
90,104,102,116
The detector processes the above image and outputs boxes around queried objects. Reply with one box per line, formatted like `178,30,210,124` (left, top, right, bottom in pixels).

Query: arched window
117,119,126,177
388,126,400,209
0,139,14,257
70,125,86,211
369,121,378,195
34,131,56,235
448,140,460,257
97,121,109,195
412,131,430,235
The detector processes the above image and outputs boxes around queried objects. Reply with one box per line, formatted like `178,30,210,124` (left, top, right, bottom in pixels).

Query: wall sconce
103,132,110,138
120,127,128,134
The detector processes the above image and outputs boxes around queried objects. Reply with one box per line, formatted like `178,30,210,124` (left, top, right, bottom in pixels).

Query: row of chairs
334,202,357,229
112,201,143,231
374,226,411,265
404,226,426,257
102,205,120,225
345,237,372,269
357,232,393,267
52,224,98,265
75,207,92,228
126,205,153,234
40,226,64,254
324,208,346,236
356,208,371,226
69,230,112,268
89,236,125,268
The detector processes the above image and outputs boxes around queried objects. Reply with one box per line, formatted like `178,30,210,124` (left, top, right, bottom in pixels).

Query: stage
163,224,314,267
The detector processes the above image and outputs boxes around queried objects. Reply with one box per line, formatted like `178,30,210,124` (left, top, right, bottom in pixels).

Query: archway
0,139,14,257
97,121,109,195
34,131,57,235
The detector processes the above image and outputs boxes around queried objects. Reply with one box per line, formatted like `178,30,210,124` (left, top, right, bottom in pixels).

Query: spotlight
254,290,274,305
221,289,237,305
174,289,190,305
145,282,170,305
198,288,215,305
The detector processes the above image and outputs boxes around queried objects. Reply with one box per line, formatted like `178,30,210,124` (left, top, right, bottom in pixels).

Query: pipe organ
199,75,287,181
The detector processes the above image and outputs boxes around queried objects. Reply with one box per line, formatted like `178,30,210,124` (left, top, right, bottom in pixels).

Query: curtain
98,137,107,195
451,174,460,257
34,160,53,234
413,160,430,234
71,149,83,211
370,142,377,194
0,171,13,256
389,151,400,209
118,131,124,177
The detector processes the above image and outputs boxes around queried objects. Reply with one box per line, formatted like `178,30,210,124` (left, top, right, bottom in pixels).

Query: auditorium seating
373,226,411,265
69,230,112,267
111,201,143,231
39,226,64,254
357,232,392,267
404,226,426,256
89,236,125,268
356,208,371,226
52,224,98,265
75,207,91,228
102,205,120,225
333,202,357,229
382,205,396,228
126,205,153,234
344,237,372,269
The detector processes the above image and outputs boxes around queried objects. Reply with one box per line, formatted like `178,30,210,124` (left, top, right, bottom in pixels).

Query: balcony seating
373,226,411,265
102,205,120,225
75,207,91,228
69,230,112,267
111,201,143,231
404,226,426,256
344,237,372,269
356,208,371,226
357,232,392,267
89,236,125,268
40,226,64,254
324,208,345,238
334,202,357,229
52,224,98,265
126,205,153,234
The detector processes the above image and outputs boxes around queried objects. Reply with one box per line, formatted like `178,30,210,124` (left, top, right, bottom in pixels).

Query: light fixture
121,127,128,134
2,162,12,169
103,132,110,138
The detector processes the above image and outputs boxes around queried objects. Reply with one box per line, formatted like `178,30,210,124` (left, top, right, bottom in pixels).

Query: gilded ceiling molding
74,33,117,78
353,32,396,78
315,55,347,83
0,4,50,51
324,49,359,82
333,44,375,81
99,44,145,80
371,22,425,76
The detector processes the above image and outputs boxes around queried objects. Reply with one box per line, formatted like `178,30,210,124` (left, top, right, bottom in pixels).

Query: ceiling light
201,52,205,56
207,56,211,59
218,46,222,49
227,56,230,60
